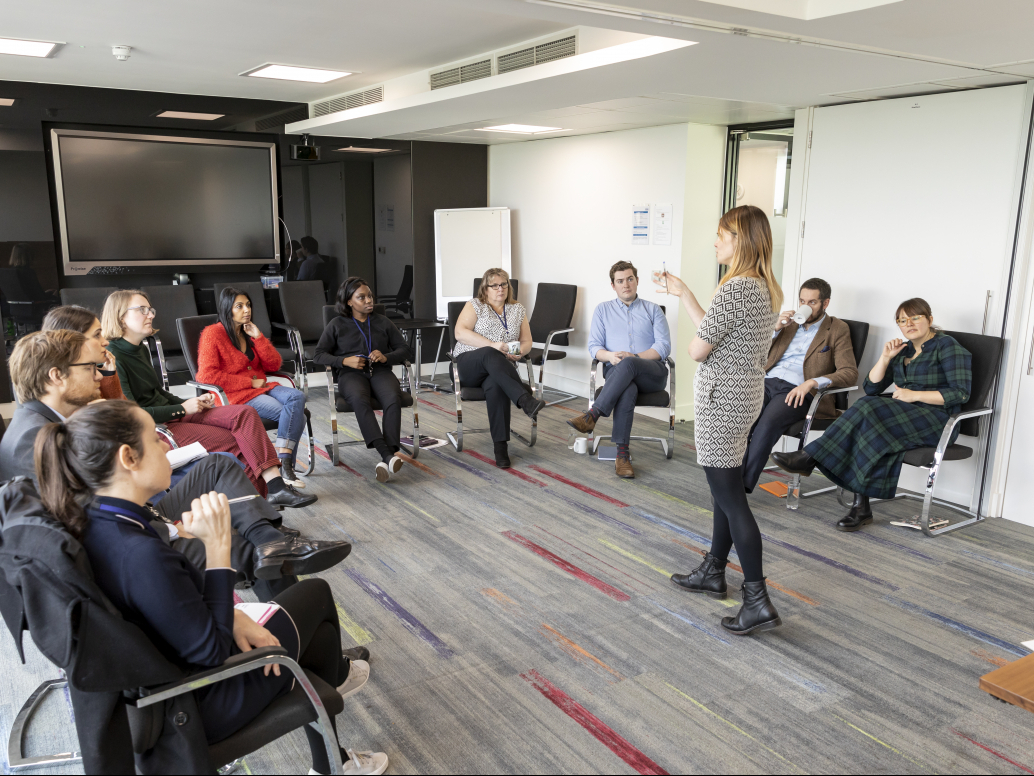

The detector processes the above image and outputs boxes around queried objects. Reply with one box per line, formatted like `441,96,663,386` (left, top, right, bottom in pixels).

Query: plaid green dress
804,332,972,499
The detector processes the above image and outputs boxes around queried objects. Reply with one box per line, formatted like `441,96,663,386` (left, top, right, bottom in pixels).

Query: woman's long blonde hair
717,205,783,313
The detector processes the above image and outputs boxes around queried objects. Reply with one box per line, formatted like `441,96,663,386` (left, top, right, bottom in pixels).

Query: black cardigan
313,313,410,375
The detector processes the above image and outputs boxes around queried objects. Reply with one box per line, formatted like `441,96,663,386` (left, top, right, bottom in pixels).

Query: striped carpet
3,381,1034,775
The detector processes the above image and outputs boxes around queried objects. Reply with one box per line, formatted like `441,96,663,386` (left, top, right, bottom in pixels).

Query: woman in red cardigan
198,288,309,486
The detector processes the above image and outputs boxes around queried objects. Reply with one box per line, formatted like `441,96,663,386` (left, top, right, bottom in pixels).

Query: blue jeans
246,384,306,463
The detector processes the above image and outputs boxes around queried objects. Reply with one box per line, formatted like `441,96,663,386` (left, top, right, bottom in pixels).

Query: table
980,652,1034,712
393,318,452,394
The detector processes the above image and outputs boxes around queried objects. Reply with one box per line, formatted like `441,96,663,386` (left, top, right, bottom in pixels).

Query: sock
372,439,393,463
277,451,292,461
616,443,629,456
245,522,287,547
267,476,286,494
589,407,602,421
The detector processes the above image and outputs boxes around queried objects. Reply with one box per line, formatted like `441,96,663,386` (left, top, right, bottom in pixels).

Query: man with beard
741,278,858,494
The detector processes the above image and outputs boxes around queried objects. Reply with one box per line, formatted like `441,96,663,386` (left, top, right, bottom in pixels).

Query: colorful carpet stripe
762,532,899,590
465,449,547,486
345,569,454,658
885,596,1031,657
528,465,630,506
952,729,1034,774
522,670,668,775
503,531,631,601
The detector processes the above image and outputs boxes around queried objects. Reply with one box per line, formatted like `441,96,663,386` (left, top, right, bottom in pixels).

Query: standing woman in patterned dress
659,205,784,635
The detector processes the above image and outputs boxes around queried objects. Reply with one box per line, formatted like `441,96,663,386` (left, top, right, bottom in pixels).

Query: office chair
445,300,537,452
377,264,413,318
0,268,54,336
175,314,315,477
472,277,519,301
58,286,117,317
586,357,677,458
142,284,198,389
277,281,328,398
783,319,869,509
213,281,299,384
319,305,419,463
522,283,577,406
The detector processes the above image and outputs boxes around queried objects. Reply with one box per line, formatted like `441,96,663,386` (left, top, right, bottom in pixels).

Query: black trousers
704,465,765,583
456,348,529,442
154,454,296,602
741,377,811,493
338,369,403,452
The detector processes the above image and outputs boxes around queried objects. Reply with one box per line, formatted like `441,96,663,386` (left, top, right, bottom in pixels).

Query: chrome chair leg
8,678,82,771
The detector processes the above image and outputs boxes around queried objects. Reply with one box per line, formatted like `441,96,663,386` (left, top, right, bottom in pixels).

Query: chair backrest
279,281,327,342
323,303,386,328
0,268,48,303
528,283,577,346
839,318,870,412
447,300,466,353
175,314,219,380
213,282,273,339
945,330,1005,437
142,285,198,355
396,265,414,301
59,286,116,317
473,277,519,301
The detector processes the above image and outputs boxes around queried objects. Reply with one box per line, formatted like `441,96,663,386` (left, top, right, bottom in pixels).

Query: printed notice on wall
652,203,672,246
632,204,650,245
377,204,395,232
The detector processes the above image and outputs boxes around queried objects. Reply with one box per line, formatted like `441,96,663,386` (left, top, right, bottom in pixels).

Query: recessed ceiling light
157,111,224,120
0,98,15,107
336,146,391,153
242,64,351,83
0,37,61,58
479,124,565,134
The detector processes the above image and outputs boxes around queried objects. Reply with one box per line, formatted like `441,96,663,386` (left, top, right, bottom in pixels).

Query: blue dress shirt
766,315,831,389
588,296,671,361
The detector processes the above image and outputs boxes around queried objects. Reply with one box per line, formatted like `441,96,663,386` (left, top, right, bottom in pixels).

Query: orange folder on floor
759,482,789,498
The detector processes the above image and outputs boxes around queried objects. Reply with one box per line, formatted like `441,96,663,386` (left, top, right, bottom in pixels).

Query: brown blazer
766,315,858,419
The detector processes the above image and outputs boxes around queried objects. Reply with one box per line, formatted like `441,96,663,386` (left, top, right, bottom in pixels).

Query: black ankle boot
836,493,873,532
671,553,728,599
721,580,781,636
493,441,511,469
517,392,546,419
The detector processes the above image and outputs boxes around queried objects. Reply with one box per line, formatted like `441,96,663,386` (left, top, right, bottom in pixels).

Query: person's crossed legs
741,377,811,493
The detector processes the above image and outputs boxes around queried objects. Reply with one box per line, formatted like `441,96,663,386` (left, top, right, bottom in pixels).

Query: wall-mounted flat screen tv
50,128,280,275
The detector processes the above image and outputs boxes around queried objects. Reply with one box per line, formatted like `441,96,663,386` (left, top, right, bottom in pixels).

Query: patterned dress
452,299,528,356
694,276,777,468
805,332,972,499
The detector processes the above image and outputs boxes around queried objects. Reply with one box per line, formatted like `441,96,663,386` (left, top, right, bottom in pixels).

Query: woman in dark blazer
34,400,387,775
313,277,411,482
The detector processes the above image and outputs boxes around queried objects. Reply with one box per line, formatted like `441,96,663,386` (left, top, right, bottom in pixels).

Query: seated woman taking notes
772,298,972,532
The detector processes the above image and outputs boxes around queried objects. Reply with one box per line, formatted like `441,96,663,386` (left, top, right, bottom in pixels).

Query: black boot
721,580,781,636
494,441,511,469
771,450,816,476
518,392,546,419
836,493,873,532
671,553,728,599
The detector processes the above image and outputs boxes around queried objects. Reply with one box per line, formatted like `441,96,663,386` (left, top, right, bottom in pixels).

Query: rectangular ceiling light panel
0,98,15,106
0,37,61,57
480,124,564,134
243,64,351,83
694,0,901,19
336,146,392,153
157,111,224,120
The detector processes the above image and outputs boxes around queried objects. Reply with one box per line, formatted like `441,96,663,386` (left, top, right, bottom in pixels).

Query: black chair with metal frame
473,277,519,301
142,284,199,390
214,281,300,385
377,264,413,318
0,268,54,336
319,305,419,464
585,357,677,459
58,286,117,318
783,318,869,509
522,283,577,406
175,314,315,477
445,300,537,452
277,281,328,398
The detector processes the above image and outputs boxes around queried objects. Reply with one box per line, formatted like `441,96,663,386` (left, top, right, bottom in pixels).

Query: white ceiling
1,0,1032,144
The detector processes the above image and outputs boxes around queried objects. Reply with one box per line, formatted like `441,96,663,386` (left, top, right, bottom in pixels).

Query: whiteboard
796,84,1030,508
434,207,511,318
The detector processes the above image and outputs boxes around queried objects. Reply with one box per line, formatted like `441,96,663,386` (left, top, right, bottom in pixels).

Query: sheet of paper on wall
167,441,208,470
632,204,650,245
652,203,672,246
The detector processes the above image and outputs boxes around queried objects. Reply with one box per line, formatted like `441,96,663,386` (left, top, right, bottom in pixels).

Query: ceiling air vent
255,105,309,132
430,58,492,90
498,35,576,74
313,86,384,117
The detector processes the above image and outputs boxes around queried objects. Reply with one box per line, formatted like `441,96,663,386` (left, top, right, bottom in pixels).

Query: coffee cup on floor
573,437,588,454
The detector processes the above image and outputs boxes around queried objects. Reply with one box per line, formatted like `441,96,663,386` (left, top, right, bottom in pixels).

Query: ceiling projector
290,135,321,161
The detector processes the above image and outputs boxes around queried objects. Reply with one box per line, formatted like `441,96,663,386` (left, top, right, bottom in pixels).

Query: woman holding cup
453,268,544,468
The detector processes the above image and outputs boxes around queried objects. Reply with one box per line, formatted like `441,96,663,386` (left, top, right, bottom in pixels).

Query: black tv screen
50,129,279,274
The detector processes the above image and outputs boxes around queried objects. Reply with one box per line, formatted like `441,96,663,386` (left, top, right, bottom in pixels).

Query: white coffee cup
781,304,812,326
573,437,588,454
507,341,521,355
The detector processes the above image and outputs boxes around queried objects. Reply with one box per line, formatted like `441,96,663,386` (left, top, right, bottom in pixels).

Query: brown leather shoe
615,453,634,479
566,411,597,434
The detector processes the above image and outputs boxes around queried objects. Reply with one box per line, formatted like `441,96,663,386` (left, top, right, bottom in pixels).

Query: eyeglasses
484,283,509,291
127,305,156,317
69,362,104,373
896,315,926,326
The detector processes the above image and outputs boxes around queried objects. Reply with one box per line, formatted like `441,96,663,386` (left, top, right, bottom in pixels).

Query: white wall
489,124,695,405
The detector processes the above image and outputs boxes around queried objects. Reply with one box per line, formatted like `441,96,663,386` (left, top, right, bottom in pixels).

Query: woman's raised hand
242,321,262,339
180,492,232,559
655,271,687,297
881,339,908,361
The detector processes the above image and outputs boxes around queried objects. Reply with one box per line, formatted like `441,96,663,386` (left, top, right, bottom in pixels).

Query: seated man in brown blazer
742,277,858,493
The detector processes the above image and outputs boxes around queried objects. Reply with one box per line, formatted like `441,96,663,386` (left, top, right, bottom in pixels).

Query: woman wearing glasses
453,268,544,468
772,298,972,531
102,290,316,509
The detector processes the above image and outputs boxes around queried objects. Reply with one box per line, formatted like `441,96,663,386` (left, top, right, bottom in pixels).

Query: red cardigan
197,323,283,405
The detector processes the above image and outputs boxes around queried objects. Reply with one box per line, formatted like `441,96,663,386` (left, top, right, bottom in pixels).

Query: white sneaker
389,455,404,475
337,659,370,699
375,461,390,483
343,750,388,775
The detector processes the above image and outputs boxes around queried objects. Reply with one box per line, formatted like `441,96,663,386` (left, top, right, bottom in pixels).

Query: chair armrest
155,425,178,449
148,335,171,390
267,371,297,389
589,359,603,409
187,381,230,407
933,407,993,457
137,646,289,707
795,384,859,446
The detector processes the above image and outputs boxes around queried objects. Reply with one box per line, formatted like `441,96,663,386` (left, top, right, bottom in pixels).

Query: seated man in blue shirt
742,277,858,493
295,235,328,283
568,261,671,479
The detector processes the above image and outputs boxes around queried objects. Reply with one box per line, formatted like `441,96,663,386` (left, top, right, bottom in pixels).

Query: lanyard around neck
489,303,509,334
352,316,373,354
